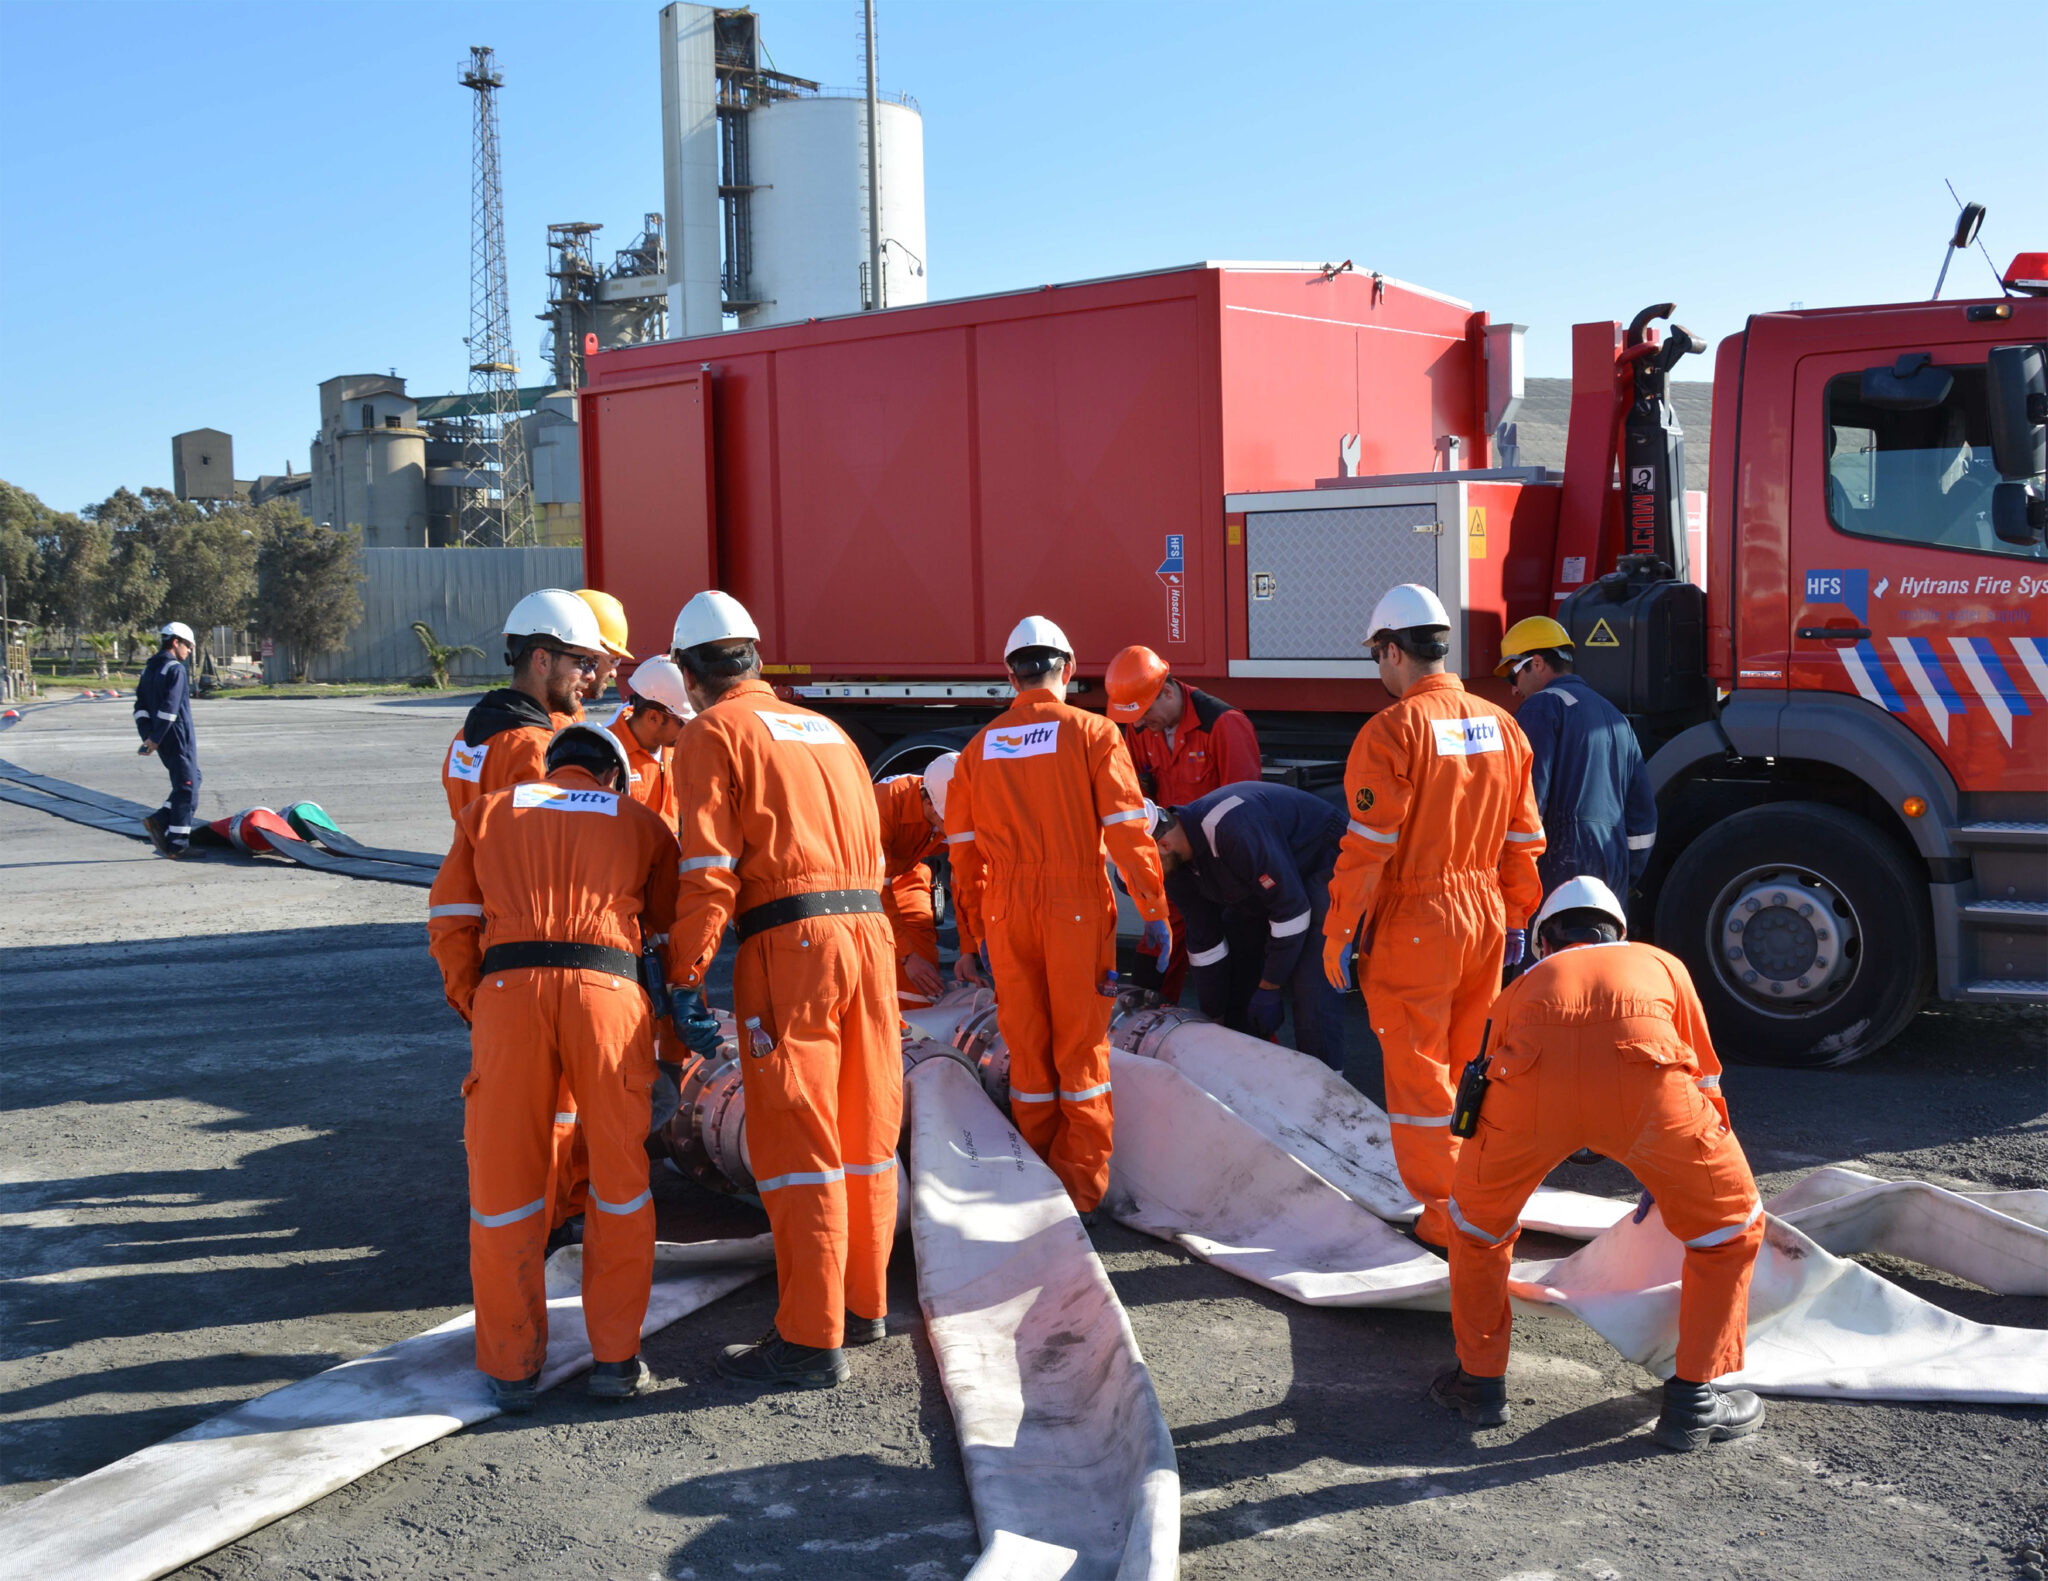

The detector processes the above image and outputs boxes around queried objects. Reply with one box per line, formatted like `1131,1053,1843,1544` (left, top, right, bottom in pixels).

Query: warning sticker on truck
1157,534,1187,644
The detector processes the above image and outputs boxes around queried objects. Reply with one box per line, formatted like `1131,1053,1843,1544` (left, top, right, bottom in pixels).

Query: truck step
1955,978,2048,1003
1955,821,2048,848
1960,899,2048,928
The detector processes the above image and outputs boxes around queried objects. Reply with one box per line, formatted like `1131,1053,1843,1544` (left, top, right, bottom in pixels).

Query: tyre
1652,802,1932,1068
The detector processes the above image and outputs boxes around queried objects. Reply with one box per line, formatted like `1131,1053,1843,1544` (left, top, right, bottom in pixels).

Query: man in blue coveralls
1151,781,1349,1069
1497,617,1657,898
135,620,202,857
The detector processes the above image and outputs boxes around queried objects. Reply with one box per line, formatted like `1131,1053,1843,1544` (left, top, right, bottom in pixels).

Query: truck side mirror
1991,482,2046,547
1951,202,1986,251
1986,343,2047,480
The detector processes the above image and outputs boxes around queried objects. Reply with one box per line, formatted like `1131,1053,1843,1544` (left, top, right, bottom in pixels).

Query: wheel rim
1706,864,1861,1017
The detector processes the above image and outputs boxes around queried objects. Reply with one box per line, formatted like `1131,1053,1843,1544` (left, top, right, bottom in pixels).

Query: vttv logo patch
985,721,1059,761
512,783,619,814
760,711,842,746
1430,716,1504,757
447,740,489,782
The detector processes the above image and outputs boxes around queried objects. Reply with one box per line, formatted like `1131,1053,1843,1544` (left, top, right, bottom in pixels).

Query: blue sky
1,0,2038,512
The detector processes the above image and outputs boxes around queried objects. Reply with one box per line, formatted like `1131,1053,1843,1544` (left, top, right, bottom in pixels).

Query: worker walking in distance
136,621,202,858
574,588,635,717
608,656,693,832
875,753,957,1012
1433,876,1766,1451
426,723,691,1411
948,618,1171,1216
1497,617,1656,898
665,591,901,1390
1323,584,1545,1248
1106,644,1262,1001
1150,782,1349,1069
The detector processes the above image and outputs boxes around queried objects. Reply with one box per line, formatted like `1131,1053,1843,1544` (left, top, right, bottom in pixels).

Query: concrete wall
272,545,584,683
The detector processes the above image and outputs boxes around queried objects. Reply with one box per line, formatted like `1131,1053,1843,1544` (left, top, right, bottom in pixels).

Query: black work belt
480,941,640,978
735,888,885,942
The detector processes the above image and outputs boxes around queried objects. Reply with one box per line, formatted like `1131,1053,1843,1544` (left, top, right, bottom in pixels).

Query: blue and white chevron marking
1949,638,2032,745
2013,638,2048,706
1888,637,1970,743
1839,640,1906,714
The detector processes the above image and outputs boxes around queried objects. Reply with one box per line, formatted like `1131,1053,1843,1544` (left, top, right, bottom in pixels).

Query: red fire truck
581,253,2048,1066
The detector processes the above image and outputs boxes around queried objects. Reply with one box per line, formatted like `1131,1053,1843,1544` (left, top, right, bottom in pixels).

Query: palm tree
84,632,118,679
412,622,485,690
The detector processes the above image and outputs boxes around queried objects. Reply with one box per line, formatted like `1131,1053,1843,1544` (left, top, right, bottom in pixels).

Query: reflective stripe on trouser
1446,1042,1763,1381
1361,879,1504,1246
465,967,658,1379
987,875,1118,1214
549,1073,589,1230
154,743,201,850
733,911,903,1351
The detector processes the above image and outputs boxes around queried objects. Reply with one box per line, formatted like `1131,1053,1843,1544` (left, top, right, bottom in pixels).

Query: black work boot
1653,1377,1765,1451
842,1315,889,1347
587,1356,654,1401
1429,1365,1510,1426
717,1327,849,1389
490,1370,542,1415
141,811,173,856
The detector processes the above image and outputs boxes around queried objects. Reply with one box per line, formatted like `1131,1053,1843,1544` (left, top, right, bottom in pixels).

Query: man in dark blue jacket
135,621,202,857
1153,782,1349,1069
1497,617,1656,897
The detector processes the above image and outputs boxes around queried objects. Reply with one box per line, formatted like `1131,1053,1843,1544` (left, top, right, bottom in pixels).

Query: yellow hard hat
1495,615,1572,677
575,589,633,660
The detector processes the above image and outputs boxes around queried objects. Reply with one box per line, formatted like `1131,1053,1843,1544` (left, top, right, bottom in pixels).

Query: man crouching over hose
1431,876,1767,1452
666,591,901,1391
427,722,700,1413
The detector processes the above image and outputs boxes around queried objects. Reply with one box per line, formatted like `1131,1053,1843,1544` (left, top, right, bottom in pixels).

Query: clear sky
1,0,2038,512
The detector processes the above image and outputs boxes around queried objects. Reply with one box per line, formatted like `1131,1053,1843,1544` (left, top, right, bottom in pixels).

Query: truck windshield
1825,366,2045,559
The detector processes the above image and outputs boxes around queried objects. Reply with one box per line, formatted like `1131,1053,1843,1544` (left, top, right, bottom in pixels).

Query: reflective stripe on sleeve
590,1188,653,1215
679,853,738,873
133,710,149,720
1189,940,1229,966
844,1158,899,1176
1060,1081,1112,1102
1270,910,1311,938
1503,829,1543,844
156,710,179,721
1448,1195,1513,1246
554,1111,579,1125
1683,1201,1762,1249
1348,819,1398,844
647,931,669,945
946,831,976,845
1695,1074,1722,1091
470,1196,547,1229
1628,832,1657,850
1009,1088,1057,1104
755,1166,846,1193
1387,1111,1453,1128
1101,808,1146,827
428,903,485,919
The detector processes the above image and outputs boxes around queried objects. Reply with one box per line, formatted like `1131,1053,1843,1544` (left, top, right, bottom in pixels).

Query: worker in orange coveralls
426,722,684,1413
948,618,1171,1217
1106,644,1262,1002
875,752,957,1012
1321,584,1544,1249
1432,876,1767,1453
607,656,693,832
665,591,900,1391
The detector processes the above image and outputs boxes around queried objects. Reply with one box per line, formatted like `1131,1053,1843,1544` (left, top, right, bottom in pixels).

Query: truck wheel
1652,802,1931,1068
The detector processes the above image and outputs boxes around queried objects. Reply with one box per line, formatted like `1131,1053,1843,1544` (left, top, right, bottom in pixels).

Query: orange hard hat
1106,645,1170,720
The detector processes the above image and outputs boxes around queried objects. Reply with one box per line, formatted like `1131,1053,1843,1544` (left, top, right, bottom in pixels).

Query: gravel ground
1,696,2043,1580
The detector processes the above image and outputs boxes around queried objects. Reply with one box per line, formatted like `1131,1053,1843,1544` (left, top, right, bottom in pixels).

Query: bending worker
875,753,957,1012
1151,782,1348,1069
135,620,202,858
948,618,1170,1217
1323,584,1544,1248
666,591,900,1391
442,590,607,817
609,656,694,831
426,723,685,1412
1106,644,1262,1001
1432,876,1766,1453
574,588,635,716
1497,616,1656,896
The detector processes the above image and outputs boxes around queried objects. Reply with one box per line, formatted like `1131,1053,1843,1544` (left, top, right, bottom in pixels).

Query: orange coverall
610,712,681,832
875,774,942,1010
1448,940,1763,1381
947,687,1168,1213
426,766,680,1381
668,680,901,1352
1322,673,1544,1246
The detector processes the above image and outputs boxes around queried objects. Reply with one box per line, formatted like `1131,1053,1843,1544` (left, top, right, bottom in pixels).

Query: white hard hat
505,589,604,652
1364,583,1451,641
1143,798,1162,836
922,751,960,816
545,721,634,788
1533,875,1629,940
160,621,196,644
625,656,695,719
1004,615,1073,660
672,590,760,652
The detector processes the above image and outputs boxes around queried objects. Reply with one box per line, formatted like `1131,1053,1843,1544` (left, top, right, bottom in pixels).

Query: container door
588,372,716,669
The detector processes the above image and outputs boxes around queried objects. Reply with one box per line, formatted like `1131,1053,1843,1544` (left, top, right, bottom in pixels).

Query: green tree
84,486,256,636
411,621,484,689
83,632,119,679
255,509,363,681
0,481,50,623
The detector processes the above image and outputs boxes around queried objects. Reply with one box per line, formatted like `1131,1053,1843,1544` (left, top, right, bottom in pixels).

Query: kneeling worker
427,723,688,1411
1151,782,1349,1068
1433,876,1766,1452
947,618,1170,1215
875,753,957,1012
609,656,694,832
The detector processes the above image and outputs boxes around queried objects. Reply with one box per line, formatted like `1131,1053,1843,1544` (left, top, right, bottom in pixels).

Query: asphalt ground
1,694,2044,1580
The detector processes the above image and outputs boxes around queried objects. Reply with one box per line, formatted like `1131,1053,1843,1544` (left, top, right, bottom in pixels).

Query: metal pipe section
862,0,882,309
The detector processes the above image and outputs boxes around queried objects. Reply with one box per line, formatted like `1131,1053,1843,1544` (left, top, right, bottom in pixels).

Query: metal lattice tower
458,46,534,547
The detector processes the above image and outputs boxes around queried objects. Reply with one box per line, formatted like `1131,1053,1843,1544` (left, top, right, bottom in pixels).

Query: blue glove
1140,919,1172,973
672,989,724,1057
1632,1189,1656,1225
978,943,991,978
1503,928,1527,972
1245,986,1286,1038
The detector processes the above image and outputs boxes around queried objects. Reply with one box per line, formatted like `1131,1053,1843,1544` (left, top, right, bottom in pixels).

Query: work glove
1502,928,1527,974
1632,1189,1656,1226
1245,986,1286,1039
671,988,724,1058
1140,919,1172,973
1323,931,1355,993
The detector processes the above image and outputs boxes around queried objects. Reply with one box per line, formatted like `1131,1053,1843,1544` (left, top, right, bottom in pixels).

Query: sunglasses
537,645,601,673
1510,655,1538,678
